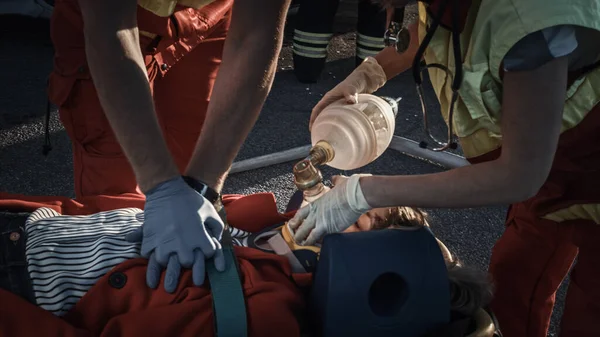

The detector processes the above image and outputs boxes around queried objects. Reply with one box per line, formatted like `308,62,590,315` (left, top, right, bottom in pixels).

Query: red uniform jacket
0,192,311,337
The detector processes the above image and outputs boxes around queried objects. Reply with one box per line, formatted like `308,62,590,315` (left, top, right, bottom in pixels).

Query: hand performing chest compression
126,177,225,293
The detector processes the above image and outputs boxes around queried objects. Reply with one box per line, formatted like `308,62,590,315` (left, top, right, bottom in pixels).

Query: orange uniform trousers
474,103,600,337
48,0,233,198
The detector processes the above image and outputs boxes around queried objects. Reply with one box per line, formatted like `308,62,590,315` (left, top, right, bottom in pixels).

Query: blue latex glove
125,177,225,293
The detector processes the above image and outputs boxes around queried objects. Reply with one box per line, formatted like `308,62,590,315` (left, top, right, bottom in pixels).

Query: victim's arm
360,56,569,209
78,0,180,193
185,0,291,191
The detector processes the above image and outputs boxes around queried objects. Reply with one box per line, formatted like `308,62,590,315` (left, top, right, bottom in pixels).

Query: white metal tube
389,135,469,169
229,145,312,174
228,136,469,175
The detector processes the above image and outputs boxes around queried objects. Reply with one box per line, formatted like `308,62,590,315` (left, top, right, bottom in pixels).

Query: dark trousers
0,212,36,304
292,0,389,83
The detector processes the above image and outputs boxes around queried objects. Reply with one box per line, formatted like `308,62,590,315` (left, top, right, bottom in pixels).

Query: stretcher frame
229,135,469,175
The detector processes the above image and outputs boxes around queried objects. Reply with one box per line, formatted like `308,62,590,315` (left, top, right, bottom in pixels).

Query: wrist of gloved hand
322,174,372,235
181,176,221,204
145,176,221,210
347,57,387,96
144,176,189,200
343,174,372,215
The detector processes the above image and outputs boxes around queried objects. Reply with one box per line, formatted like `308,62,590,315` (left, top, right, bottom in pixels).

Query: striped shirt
25,207,251,316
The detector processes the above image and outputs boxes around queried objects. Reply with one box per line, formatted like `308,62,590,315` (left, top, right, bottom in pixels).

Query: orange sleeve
0,290,91,337
0,192,285,224
224,193,291,232
0,192,145,215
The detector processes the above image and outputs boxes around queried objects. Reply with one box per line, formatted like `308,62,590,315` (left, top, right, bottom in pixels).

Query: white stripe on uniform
292,29,331,59
357,33,385,49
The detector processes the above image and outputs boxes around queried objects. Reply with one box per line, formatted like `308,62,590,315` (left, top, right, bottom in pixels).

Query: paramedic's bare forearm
362,161,536,209
375,22,419,80
79,0,179,192
186,0,291,191
361,56,569,209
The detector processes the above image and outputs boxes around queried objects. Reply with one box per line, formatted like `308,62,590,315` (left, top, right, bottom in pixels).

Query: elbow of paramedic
362,56,568,210
494,155,550,203
488,157,549,203
79,0,140,58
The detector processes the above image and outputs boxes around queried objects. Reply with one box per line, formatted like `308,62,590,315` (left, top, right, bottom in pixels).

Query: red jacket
0,192,311,337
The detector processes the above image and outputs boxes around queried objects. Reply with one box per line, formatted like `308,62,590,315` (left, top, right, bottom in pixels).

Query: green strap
207,208,248,337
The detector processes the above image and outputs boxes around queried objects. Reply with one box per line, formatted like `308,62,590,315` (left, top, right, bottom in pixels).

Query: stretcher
0,191,500,337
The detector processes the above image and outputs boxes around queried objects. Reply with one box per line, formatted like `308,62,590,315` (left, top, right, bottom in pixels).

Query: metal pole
228,137,469,175
389,135,469,169
229,145,312,174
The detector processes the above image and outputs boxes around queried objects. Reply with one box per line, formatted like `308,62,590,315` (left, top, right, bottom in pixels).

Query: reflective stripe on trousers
292,29,332,59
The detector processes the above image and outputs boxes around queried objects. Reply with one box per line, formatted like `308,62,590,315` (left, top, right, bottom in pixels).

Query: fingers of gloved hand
204,216,224,242
197,233,217,260
146,252,162,289
125,227,143,243
303,226,326,246
293,214,316,244
309,86,359,130
177,248,195,269
192,249,206,286
186,220,219,259
139,229,158,258
211,237,225,272
344,92,359,105
310,95,338,130
355,57,387,93
164,254,181,293
154,244,175,267
288,204,312,230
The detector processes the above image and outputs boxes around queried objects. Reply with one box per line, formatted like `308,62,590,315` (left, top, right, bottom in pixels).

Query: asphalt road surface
0,13,564,336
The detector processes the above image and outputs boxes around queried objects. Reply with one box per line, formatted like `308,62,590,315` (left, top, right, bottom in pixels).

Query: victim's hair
376,206,494,317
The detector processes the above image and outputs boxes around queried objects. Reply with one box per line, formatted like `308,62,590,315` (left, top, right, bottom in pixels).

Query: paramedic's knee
57,79,139,197
152,19,229,172
49,0,163,198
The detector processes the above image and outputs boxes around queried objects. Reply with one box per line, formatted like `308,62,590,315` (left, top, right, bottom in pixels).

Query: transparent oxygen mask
310,94,399,170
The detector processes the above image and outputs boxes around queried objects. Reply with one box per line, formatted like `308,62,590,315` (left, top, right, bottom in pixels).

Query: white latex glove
288,174,372,246
309,57,387,130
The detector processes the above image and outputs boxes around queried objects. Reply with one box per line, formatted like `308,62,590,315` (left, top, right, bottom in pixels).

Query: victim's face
343,207,454,263
343,207,392,233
